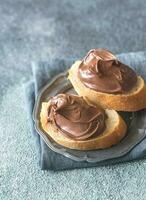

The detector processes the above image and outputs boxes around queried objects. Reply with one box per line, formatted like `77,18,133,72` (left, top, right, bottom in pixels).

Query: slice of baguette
40,102,127,150
68,61,146,111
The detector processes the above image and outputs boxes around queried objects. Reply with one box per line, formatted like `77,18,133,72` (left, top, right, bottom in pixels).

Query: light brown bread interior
68,61,146,111
40,102,127,150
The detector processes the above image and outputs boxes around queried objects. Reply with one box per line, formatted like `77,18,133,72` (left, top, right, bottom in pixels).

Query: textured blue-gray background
0,0,146,199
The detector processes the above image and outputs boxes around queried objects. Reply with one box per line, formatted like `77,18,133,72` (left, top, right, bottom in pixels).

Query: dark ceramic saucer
33,72,146,162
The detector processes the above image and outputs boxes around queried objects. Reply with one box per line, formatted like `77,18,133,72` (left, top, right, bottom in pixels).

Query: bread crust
68,61,146,111
40,102,127,150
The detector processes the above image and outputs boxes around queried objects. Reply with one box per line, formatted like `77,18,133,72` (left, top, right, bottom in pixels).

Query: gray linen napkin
24,51,146,171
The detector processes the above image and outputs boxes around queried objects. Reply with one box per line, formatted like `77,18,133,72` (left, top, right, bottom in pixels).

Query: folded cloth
24,51,146,171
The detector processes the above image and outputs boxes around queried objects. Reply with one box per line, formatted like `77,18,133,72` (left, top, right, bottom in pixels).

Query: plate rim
32,72,146,163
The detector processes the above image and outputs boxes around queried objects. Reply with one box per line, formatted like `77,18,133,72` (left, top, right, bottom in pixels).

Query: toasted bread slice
40,102,127,150
68,61,146,111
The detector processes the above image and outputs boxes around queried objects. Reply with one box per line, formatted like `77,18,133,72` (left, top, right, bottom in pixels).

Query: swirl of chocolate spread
48,94,106,140
78,49,137,94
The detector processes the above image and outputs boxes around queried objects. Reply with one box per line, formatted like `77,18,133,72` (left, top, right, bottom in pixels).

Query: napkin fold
24,51,146,171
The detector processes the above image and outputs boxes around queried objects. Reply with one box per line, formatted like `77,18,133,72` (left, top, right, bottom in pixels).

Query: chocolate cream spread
48,94,106,140
78,49,137,94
